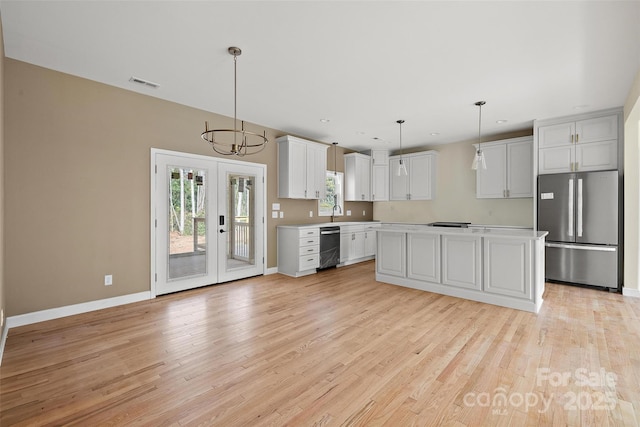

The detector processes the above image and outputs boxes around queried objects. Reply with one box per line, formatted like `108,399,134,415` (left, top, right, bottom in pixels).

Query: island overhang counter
375,224,548,313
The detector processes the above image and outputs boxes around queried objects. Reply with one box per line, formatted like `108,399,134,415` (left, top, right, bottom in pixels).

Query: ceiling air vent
129,76,160,89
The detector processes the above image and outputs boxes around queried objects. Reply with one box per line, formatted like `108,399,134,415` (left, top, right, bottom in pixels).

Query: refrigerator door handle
545,243,617,252
568,179,574,237
577,179,583,237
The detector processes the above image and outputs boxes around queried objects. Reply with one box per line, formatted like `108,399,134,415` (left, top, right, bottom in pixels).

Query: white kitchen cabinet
441,235,482,290
365,149,389,202
537,113,619,174
277,135,328,199
376,231,406,277
375,226,547,313
484,237,532,300
344,153,371,201
277,227,320,277
389,151,438,201
476,137,533,199
364,223,380,257
407,233,440,283
484,237,533,300
340,225,367,264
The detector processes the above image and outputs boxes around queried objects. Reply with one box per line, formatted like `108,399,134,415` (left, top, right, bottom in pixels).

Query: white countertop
277,221,381,229
377,223,548,240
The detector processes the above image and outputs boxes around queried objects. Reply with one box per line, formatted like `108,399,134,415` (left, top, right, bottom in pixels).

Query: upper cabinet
476,136,533,199
536,112,620,174
344,153,371,201
277,135,328,199
367,149,390,201
389,151,438,201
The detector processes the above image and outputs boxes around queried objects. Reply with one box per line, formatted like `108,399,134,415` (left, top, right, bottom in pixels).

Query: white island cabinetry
376,225,547,313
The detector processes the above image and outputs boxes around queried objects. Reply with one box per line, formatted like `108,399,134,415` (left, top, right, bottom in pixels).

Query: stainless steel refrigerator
537,170,619,288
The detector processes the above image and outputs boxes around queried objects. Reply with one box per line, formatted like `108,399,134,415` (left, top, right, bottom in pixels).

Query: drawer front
299,236,320,247
299,245,319,256
299,228,319,238
299,254,319,271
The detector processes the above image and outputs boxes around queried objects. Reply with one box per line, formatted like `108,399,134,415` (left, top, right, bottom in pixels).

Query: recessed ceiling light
573,104,589,110
496,120,508,124
320,119,330,123
430,132,440,136
356,131,366,135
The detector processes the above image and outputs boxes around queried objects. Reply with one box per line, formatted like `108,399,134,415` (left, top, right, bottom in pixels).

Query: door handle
577,179,583,237
568,179,574,237
219,229,226,233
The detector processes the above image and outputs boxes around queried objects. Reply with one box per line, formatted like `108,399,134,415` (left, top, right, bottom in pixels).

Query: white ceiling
1,1,639,151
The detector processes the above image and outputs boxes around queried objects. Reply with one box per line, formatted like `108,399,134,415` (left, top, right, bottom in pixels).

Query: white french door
151,150,265,296
217,161,265,283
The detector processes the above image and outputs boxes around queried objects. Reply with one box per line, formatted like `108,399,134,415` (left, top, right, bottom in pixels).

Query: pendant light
471,101,487,170
201,47,268,156
397,119,408,176
332,142,341,215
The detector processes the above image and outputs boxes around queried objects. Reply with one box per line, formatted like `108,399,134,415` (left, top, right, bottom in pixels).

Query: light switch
272,211,278,218
272,202,280,210
279,211,284,218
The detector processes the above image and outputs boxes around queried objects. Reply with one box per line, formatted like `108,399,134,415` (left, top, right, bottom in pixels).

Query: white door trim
150,148,267,297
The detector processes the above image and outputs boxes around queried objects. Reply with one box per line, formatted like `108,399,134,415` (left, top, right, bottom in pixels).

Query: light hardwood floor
1,261,639,426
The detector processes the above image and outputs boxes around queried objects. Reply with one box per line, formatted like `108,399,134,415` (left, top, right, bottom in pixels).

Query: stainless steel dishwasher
319,226,341,269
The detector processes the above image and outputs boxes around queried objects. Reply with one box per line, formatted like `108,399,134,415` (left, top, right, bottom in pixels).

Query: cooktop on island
427,222,471,228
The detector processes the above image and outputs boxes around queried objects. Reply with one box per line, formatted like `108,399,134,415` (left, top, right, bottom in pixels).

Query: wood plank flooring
1,261,639,426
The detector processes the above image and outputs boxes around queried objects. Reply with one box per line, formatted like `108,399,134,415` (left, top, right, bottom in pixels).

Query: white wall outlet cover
104,274,113,286
272,211,278,218
363,210,366,216
279,211,284,218
309,211,313,217
347,210,352,216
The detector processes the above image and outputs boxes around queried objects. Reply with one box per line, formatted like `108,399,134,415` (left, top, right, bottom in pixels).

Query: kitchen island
376,224,548,313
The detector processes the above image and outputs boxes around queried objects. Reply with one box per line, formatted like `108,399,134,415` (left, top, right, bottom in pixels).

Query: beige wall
374,130,534,227
624,68,640,292
4,59,372,316
0,17,5,329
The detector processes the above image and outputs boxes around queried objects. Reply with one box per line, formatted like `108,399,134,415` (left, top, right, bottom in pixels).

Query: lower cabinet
441,235,482,290
364,226,379,257
407,233,440,283
376,231,406,277
484,237,532,300
374,229,545,312
277,227,320,277
340,225,373,264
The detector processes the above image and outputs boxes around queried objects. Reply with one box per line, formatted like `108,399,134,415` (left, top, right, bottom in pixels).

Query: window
318,171,344,217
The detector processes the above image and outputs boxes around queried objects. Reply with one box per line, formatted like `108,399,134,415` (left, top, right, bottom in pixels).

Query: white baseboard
5,291,152,329
623,287,640,298
0,321,8,367
265,267,278,275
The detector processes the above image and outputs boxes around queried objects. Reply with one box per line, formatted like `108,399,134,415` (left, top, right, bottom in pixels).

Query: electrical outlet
104,274,113,286
279,211,284,218
309,211,313,218
363,210,366,216
347,210,352,216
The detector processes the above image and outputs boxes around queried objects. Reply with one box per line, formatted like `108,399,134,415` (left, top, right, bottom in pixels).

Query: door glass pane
226,174,255,270
168,167,207,280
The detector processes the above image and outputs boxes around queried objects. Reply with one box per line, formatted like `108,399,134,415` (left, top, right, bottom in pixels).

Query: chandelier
201,47,268,156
